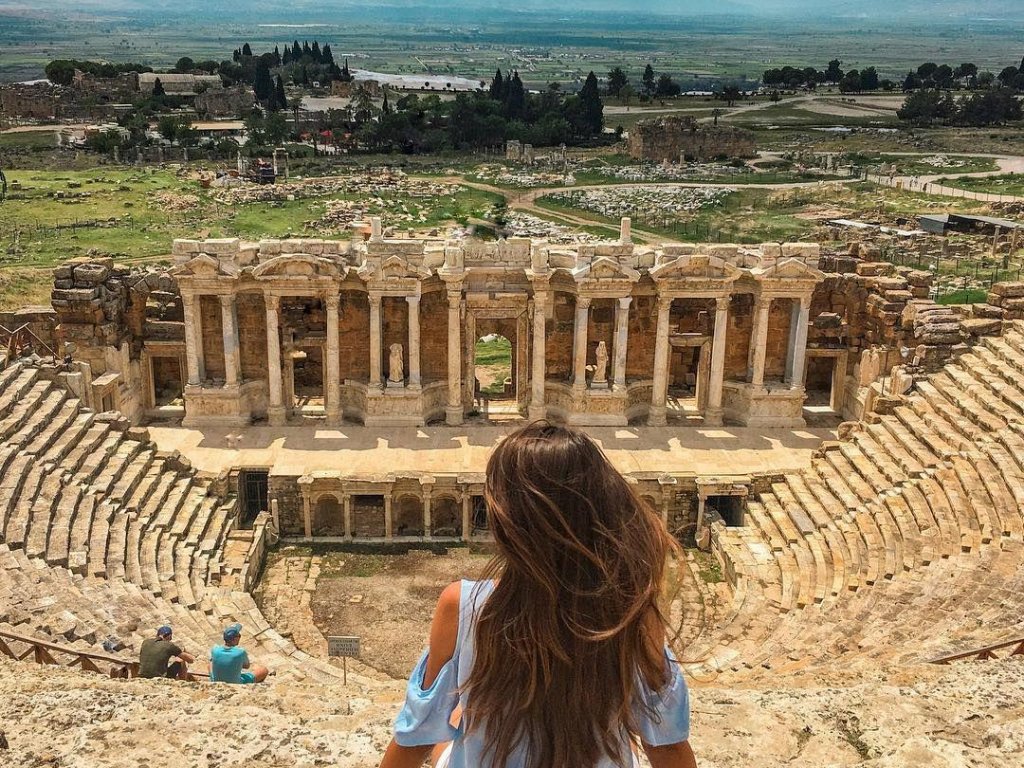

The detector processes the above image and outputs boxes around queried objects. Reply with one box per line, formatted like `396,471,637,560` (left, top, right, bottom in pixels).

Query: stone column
265,294,286,426
705,296,730,426
648,296,673,427
748,296,771,387
219,294,240,387
461,494,471,542
302,489,312,539
445,288,463,425
343,495,353,541
786,296,812,387
613,297,631,390
407,295,421,389
529,289,548,420
368,293,382,388
325,292,342,425
572,296,591,391
423,485,433,540
384,494,393,540
181,292,205,386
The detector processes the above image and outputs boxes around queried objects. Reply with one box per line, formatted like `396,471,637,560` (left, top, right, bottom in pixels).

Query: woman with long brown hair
380,422,696,768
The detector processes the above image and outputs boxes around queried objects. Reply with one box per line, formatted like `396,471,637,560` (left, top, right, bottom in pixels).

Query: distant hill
2,1,1023,22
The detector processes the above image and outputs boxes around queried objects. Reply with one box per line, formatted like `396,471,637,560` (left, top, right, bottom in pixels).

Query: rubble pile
213,171,460,206
546,186,734,221
502,212,601,244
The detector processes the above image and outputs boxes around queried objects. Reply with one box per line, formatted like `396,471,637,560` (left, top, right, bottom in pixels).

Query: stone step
905,481,957,561
944,365,1018,424
930,372,1006,434
826,447,878,502
892,406,955,461
0,367,39,420
959,352,1024,420
905,393,977,453
835,442,892,495
850,427,908,486
0,380,53,443
876,414,936,474
948,457,997,545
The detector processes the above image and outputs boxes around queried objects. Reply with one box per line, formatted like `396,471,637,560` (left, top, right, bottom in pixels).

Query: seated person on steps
138,625,194,681
210,623,270,684
380,422,697,768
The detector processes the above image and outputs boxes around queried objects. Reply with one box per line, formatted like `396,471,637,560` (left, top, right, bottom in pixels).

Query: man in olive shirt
138,626,194,680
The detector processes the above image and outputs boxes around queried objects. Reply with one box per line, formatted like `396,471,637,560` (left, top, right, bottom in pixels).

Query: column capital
656,294,673,313
799,294,813,310
265,293,281,311
715,295,732,311
446,287,463,304
218,293,235,309
576,295,592,310
617,296,633,310
324,291,340,311
406,294,421,306
368,292,382,308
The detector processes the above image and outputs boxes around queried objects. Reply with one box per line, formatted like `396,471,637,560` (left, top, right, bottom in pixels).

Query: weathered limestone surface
628,115,757,162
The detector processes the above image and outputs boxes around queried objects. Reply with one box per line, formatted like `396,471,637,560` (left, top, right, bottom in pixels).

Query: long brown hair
464,422,680,767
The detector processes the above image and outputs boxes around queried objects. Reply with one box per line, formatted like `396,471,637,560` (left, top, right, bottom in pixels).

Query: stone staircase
690,322,1024,678
0,360,339,683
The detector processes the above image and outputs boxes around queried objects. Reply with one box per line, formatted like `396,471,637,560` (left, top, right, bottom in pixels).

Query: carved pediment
649,254,741,284
358,255,431,283
170,253,235,277
252,254,346,279
754,258,825,282
572,256,640,284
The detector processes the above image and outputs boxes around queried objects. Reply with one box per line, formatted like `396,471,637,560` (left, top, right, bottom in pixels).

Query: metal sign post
328,635,361,685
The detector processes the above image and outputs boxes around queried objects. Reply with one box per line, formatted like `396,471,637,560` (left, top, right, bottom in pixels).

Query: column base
703,407,724,427
648,405,667,427
445,406,464,426
325,407,342,427
268,405,287,427
528,404,547,421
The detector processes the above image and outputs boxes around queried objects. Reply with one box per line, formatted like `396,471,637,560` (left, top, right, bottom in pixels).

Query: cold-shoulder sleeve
393,649,461,747
633,648,691,746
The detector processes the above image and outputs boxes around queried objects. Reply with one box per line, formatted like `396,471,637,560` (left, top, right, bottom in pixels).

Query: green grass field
0,168,502,269
937,173,1024,197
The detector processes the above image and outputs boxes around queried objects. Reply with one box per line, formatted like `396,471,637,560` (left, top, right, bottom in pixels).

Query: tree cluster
897,87,1022,127
45,59,152,86
762,59,885,91
605,64,681,101
323,70,604,154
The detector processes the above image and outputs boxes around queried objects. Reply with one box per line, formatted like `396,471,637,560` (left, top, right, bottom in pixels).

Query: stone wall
339,291,370,381
237,293,268,382
420,290,448,383
988,282,1024,321
625,295,657,381
547,292,576,381
628,116,756,163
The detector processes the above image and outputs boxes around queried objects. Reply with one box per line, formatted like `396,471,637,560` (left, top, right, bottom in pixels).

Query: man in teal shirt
209,623,269,684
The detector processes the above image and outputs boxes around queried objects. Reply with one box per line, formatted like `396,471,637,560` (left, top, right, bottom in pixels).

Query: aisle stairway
689,322,1024,678
0,360,339,682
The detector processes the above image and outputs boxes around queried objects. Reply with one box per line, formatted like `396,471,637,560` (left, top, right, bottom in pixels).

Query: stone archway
431,496,461,538
313,494,343,536
394,494,424,537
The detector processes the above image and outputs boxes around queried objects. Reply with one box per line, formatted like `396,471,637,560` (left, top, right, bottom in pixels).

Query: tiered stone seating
691,322,1024,677
0,364,339,683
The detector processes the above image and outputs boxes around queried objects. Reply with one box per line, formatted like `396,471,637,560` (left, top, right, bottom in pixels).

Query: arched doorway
394,495,424,537
431,496,461,538
313,494,343,536
352,495,386,538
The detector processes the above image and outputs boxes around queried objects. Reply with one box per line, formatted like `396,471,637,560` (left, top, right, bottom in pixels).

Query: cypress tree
254,58,274,104
381,89,392,115
322,44,335,67
283,47,292,66
292,40,302,61
489,68,505,101
580,71,604,136
302,40,312,58
242,42,252,57
152,77,166,97
505,70,526,119
273,46,281,67
312,41,322,62
274,75,287,112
